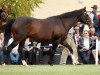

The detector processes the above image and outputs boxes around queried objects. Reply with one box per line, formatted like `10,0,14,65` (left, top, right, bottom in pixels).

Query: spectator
60,27,80,65
0,33,4,64
9,48,20,64
22,38,37,65
78,22,85,35
8,36,20,64
90,27,97,39
73,26,80,47
0,5,9,32
92,34,100,64
83,24,90,32
0,5,8,21
39,42,53,64
78,30,94,64
89,5,99,33
89,27,97,49
98,14,100,33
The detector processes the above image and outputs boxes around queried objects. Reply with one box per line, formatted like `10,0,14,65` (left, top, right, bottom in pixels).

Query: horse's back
12,16,62,32
12,16,66,42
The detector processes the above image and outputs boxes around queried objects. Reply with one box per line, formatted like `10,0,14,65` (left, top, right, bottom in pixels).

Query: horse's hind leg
3,34,11,53
18,39,29,66
2,40,19,65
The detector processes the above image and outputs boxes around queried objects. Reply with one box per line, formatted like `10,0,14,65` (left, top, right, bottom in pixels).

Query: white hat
83,24,90,31
75,26,79,30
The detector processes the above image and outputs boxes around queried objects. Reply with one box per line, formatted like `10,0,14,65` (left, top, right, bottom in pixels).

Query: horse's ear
84,7,86,12
84,7,86,10
82,7,86,12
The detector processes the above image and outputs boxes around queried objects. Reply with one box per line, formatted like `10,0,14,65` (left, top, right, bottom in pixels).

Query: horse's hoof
50,64,53,66
22,60,29,67
24,64,29,67
39,60,43,65
23,63,29,67
48,62,53,66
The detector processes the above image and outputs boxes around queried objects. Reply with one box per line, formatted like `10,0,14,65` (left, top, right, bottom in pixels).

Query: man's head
83,30,89,38
2,5,8,13
91,5,98,12
90,27,95,34
74,26,80,32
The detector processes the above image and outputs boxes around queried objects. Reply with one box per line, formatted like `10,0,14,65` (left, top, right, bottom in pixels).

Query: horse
1,7,92,66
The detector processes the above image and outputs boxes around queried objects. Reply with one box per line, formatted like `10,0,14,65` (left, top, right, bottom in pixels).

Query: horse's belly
30,33,52,42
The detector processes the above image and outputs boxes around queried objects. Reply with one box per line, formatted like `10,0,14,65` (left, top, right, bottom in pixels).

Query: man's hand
83,48,89,51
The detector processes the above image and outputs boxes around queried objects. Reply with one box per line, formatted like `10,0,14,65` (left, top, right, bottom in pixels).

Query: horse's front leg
61,40,73,54
48,43,58,66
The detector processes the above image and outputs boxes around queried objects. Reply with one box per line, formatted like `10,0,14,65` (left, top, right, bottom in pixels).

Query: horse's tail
3,18,15,46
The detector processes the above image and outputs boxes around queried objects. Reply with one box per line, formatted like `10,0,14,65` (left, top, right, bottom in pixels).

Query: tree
0,0,42,18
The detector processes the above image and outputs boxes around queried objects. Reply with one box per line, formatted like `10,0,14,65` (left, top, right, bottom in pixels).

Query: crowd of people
0,5,100,65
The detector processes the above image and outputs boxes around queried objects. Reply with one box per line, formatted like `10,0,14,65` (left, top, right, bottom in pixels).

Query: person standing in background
60,27,80,65
0,5,9,32
98,13,100,33
89,5,99,33
0,5,8,21
0,33,4,64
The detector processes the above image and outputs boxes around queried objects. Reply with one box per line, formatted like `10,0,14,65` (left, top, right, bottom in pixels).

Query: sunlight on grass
0,65,100,75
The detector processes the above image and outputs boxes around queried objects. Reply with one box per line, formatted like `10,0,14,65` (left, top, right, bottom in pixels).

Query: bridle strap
77,12,89,24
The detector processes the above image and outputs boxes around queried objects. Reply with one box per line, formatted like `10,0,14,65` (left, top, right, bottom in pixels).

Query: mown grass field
0,65,100,75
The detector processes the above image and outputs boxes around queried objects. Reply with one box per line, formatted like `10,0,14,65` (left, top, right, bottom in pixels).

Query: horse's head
79,7,92,27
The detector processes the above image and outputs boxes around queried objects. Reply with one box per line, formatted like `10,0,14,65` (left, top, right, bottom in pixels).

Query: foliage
0,0,43,18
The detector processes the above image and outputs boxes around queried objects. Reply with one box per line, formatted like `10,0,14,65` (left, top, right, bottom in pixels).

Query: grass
0,65,100,75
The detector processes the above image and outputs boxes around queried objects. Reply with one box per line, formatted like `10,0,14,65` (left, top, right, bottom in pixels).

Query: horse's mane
57,8,85,18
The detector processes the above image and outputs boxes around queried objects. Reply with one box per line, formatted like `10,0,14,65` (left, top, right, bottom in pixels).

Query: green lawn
0,65,100,75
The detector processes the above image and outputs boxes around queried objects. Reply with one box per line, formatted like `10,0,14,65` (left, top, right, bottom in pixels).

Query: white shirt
0,39,3,48
68,27,75,36
89,13,94,24
24,38,31,50
84,38,90,49
98,40,100,50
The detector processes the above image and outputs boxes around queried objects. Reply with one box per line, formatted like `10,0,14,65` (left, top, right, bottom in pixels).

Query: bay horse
2,7,92,66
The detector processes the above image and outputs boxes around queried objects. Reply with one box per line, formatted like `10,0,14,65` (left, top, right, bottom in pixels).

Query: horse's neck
62,17,78,32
